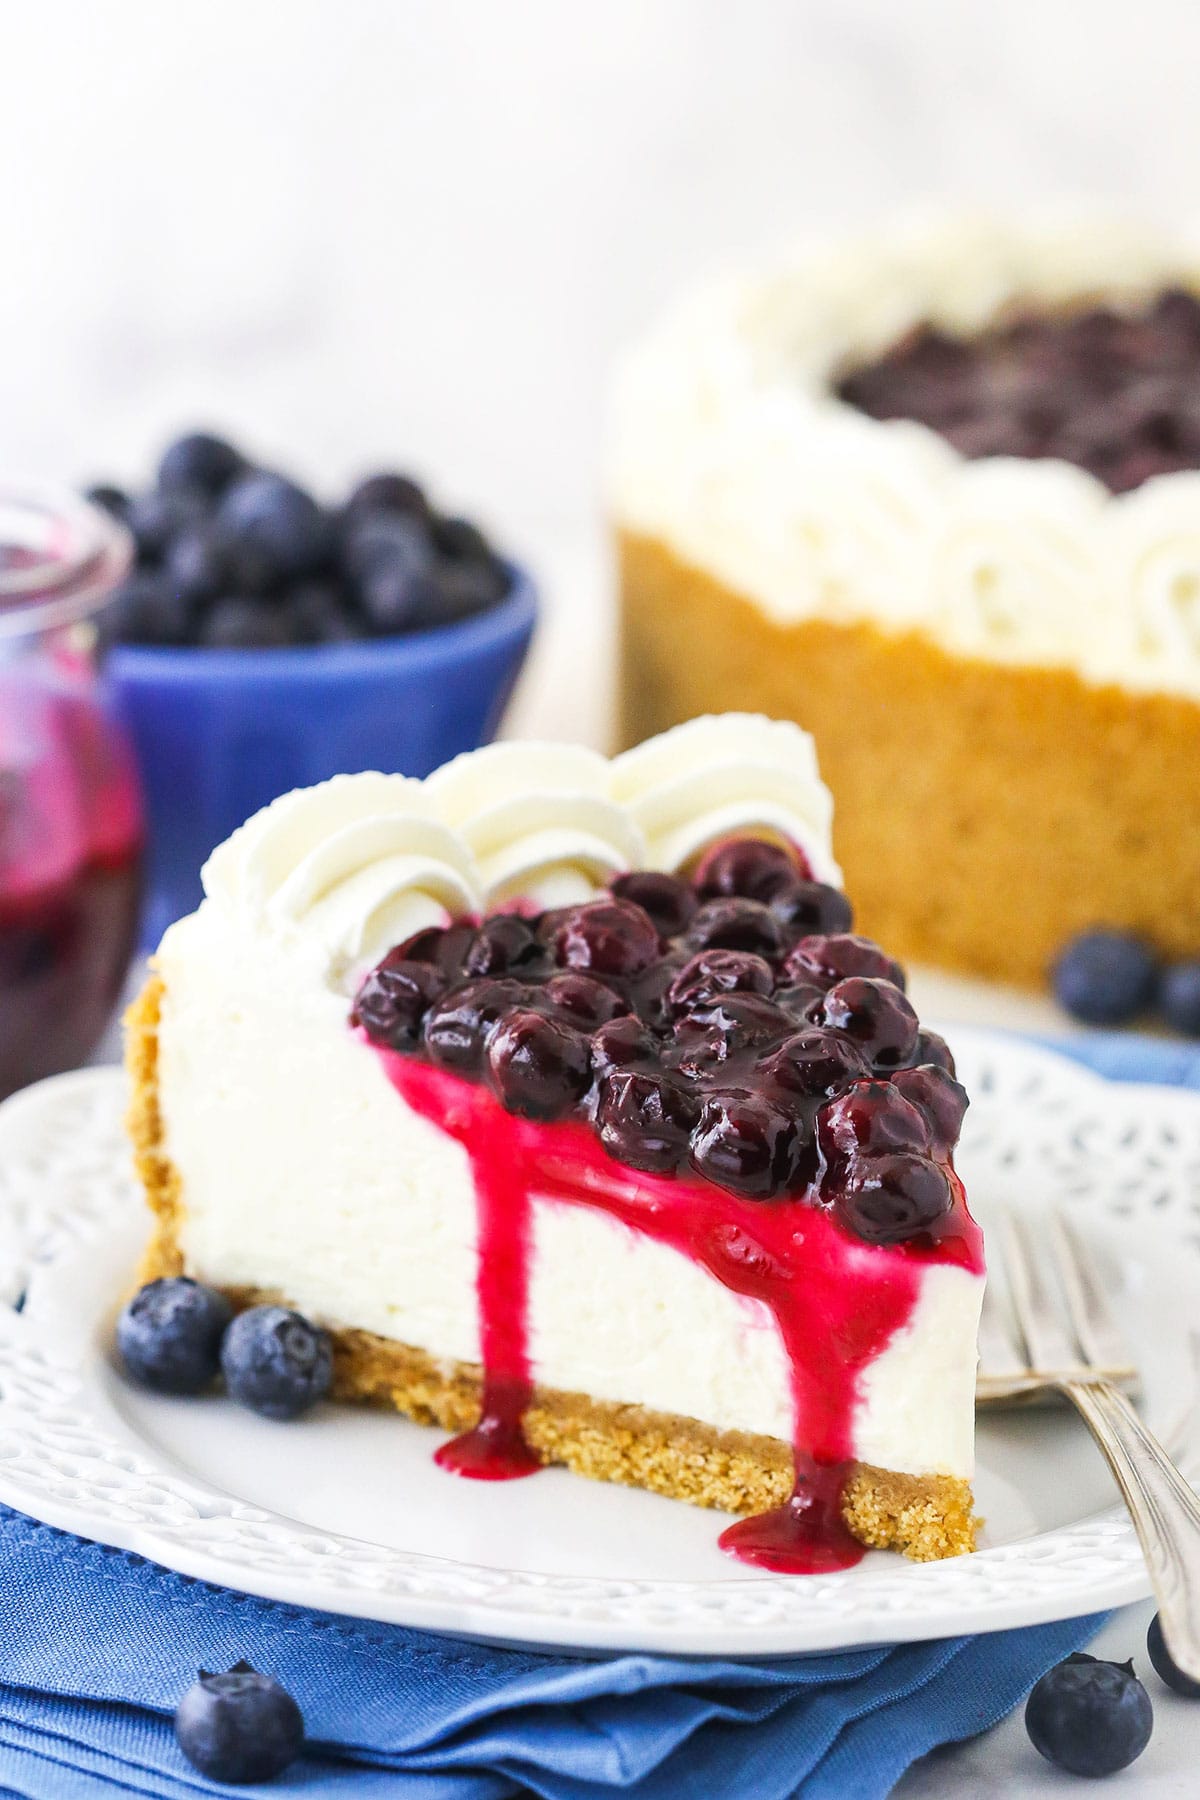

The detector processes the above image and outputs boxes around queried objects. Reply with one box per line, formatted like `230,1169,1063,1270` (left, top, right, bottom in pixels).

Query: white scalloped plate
0,1034,1196,1657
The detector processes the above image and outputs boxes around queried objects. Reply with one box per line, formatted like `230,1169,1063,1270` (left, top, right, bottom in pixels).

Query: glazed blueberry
686,898,787,962
1052,930,1158,1025
1025,1654,1153,1778
814,977,920,1070
784,933,906,992
770,880,854,937
422,978,527,1074
596,1068,699,1172
116,1278,232,1395
836,1153,952,1244
817,1079,932,1160
215,472,328,589
353,954,445,1049
694,837,802,903
758,1028,869,1099
610,870,697,937
220,1306,332,1420
913,1028,956,1076
157,431,243,498
463,914,542,977
1147,1612,1200,1697
201,596,294,649
343,471,428,524
890,1064,969,1156
553,898,660,978
486,1008,592,1120
772,981,826,1022
672,995,793,1079
666,948,774,1016
591,1014,656,1076
1160,960,1200,1037
690,1089,802,1200
175,1661,304,1785
543,971,629,1028
626,951,691,1030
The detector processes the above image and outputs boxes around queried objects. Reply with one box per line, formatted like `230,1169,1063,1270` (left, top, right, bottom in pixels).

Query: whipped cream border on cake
198,715,842,977
609,212,1200,698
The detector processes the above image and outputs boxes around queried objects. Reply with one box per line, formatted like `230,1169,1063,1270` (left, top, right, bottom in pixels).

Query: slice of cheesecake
126,715,984,1573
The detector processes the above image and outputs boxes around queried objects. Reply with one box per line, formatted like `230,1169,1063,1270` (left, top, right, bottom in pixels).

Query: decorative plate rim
0,1035,1192,1657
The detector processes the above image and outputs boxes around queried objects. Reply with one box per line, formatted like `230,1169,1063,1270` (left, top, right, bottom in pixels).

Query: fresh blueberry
814,977,920,1069
175,1661,304,1784
690,1089,802,1199
201,596,294,649
1025,1653,1153,1777
127,488,208,564
431,513,492,562
221,1306,332,1420
344,515,442,633
553,898,660,978
343,471,429,524
610,870,697,937
694,837,801,903
116,1278,232,1395
165,526,225,605
215,473,328,590
157,431,243,498
485,1008,592,1119
1052,930,1158,1025
289,579,363,644
353,953,446,1049
84,483,131,521
596,1068,698,1172
102,572,192,647
1147,1612,1200,1696
835,1152,952,1244
433,555,509,621
1160,961,1200,1037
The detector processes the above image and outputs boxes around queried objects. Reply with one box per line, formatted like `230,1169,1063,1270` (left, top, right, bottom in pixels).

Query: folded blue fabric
0,1029,1181,1798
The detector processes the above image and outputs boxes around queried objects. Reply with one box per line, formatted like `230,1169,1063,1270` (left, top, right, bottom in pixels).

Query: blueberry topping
690,1089,802,1199
596,1068,699,1172
157,431,244,498
835,1152,952,1244
463,914,542,977
686,897,787,961
784,933,907,991
610,870,697,937
770,880,854,936
672,994,792,1078
485,1008,592,1119
591,1014,657,1076
354,954,446,1049
890,1064,969,1155
913,1028,956,1076
220,1306,332,1420
694,837,801,903
553,898,660,977
543,971,629,1027
813,976,920,1069
1160,960,1200,1037
1053,930,1159,1025
174,1661,304,1785
666,948,774,1015
1025,1653,1153,1778
116,1278,232,1395
817,1078,932,1160
758,1028,870,1100
1147,1611,1200,1697
422,978,526,1074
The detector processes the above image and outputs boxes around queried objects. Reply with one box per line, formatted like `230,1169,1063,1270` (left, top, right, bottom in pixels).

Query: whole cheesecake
612,215,1200,987
126,716,983,1573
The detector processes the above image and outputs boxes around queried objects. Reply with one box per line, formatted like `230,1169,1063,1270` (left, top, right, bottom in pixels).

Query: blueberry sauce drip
351,837,982,1572
837,288,1200,495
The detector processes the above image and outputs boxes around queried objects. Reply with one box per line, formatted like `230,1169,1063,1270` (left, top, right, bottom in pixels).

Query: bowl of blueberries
88,432,537,944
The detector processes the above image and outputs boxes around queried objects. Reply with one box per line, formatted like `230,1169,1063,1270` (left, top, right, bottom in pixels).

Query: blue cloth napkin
0,1029,1182,1798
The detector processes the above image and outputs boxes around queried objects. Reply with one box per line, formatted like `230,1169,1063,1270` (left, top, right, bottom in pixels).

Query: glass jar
0,489,142,1100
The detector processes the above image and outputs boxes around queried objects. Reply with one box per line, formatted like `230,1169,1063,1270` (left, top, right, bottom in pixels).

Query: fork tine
978,1278,1030,1381
1050,1210,1139,1379
998,1212,1081,1372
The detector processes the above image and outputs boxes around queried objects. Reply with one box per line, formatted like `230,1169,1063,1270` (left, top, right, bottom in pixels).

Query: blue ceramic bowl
107,567,537,946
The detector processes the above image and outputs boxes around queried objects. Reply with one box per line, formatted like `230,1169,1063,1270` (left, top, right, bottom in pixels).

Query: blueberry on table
116,1278,232,1394
157,431,244,498
1160,960,1200,1037
215,472,329,589
1025,1653,1153,1777
175,1661,304,1784
1147,1611,1200,1696
221,1305,332,1419
1052,930,1158,1025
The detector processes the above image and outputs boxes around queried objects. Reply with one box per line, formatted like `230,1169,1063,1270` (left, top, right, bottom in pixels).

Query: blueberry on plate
221,1305,332,1419
1160,960,1200,1037
116,1278,232,1394
175,1661,304,1784
1025,1652,1153,1777
157,431,244,499
1147,1611,1200,1696
1052,929,1158,1025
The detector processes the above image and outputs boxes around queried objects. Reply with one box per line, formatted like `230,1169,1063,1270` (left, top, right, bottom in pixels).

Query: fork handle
1065,1377,1200,1683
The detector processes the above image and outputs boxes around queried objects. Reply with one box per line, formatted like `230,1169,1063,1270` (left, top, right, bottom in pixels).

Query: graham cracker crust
617,527,1200,988
125,976,976,1561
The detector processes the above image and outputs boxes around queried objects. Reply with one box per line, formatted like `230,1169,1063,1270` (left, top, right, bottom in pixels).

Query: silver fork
982,1208,1200,1683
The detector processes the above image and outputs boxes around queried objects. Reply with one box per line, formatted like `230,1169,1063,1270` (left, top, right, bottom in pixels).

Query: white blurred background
3,0,1199,744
